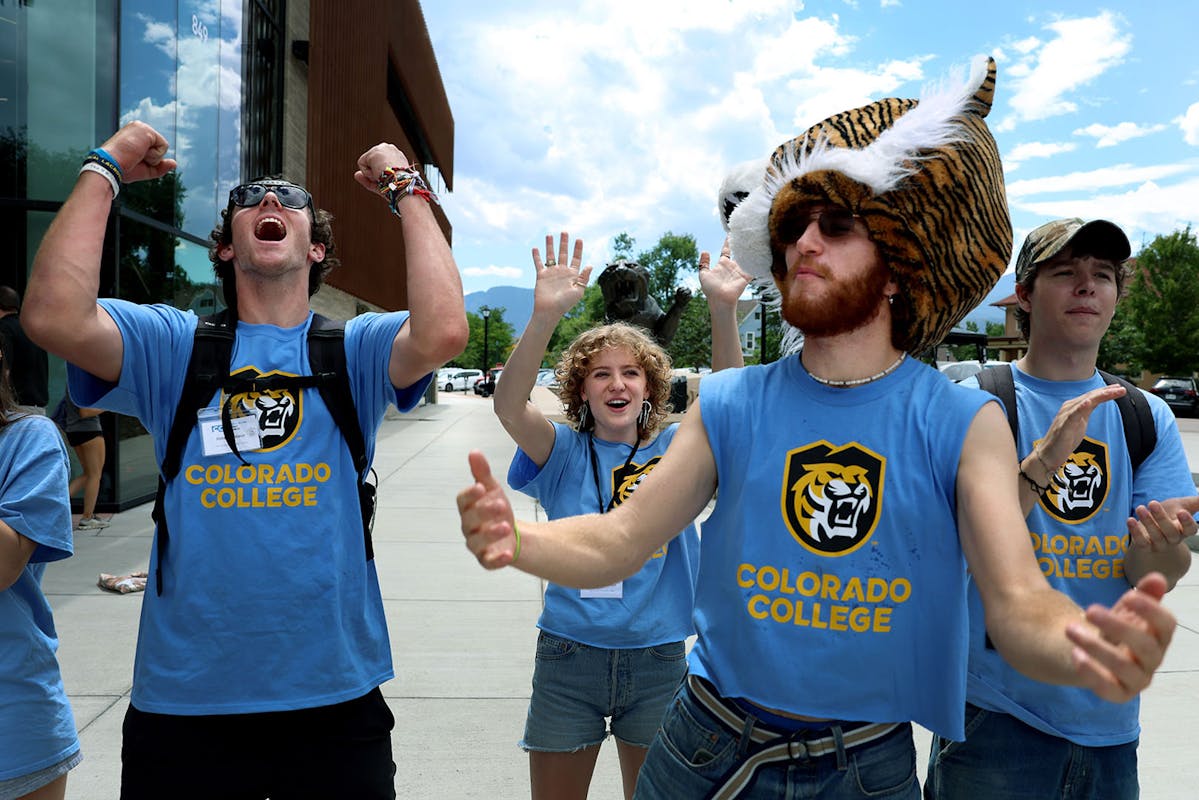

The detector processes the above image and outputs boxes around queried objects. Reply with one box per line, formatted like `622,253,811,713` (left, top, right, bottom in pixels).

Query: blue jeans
924,704,1139,800
521,632,688,751
635,679,919,799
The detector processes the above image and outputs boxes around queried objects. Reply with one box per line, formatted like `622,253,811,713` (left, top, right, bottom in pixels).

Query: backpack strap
974,363,1019,444
1098,370,1157,472
307,314,376,560
153,309,236,595
152,311,377,595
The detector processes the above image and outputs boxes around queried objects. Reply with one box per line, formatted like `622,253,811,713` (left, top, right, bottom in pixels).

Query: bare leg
529,746,603,800
18,773,67,800
615,740,649,800
72,436,105,517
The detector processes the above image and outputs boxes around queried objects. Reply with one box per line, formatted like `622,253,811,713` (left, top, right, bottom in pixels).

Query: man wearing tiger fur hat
457,56,1179,799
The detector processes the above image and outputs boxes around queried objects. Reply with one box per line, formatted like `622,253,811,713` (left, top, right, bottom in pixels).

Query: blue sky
422,1,1199,298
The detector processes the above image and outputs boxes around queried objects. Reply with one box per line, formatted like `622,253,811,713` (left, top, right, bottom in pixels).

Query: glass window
0,0,115,203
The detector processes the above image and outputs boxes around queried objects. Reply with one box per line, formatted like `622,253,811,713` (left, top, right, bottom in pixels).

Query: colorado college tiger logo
781,441,885,556
223,367,303,452
1040,436,1109,524
610,456,667,558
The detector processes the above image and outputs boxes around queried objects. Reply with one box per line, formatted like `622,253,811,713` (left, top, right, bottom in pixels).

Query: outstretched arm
352,146,469,389
493,232,591,466
459,401,718,586
959,401,1174,703
0,521,37,591
699,236,750,372
25,121,176,382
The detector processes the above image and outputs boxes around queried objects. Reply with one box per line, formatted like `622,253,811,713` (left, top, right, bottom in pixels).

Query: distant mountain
466,273,1015,338
465,285,534,335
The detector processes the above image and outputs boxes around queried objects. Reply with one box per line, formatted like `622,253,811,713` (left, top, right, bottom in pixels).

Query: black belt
687,675,901,800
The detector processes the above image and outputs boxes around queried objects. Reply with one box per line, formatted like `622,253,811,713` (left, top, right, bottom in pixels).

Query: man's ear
1014,282,1033,313
217,242,235,263
309,242,326,264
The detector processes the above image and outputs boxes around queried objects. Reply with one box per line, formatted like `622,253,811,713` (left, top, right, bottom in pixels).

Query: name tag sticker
581,582,623,599
197,406,261,457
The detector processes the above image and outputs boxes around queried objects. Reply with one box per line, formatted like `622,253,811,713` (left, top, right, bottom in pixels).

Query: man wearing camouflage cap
926,219,1197,800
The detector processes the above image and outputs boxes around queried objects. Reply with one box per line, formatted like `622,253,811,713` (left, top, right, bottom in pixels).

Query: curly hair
555,322,674,439
208,178,339,309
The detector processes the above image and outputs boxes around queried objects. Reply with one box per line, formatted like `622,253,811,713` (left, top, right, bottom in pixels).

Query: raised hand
1066,571,1175,703
458,450,519,569
531,232,591,319
98,121,176,183
1033,385,1127,473
1127,495,1199,552
699,237,750,310
352,143,412,193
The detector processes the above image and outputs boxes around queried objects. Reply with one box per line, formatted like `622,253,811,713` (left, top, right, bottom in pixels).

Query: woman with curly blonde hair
493,232,747,800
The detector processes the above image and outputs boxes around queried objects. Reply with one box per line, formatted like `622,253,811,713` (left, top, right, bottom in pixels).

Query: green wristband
512,523,521,563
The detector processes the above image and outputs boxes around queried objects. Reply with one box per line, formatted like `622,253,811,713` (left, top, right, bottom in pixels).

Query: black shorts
119,687,396,800
66,430,102,447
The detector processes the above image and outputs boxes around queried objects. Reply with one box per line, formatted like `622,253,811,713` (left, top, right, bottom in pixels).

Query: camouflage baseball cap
1014,218,1131,283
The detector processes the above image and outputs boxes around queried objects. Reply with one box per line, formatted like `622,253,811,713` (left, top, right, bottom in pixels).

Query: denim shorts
0,749,82,800
924,703,1139,800
520,631,688,752
635,678,918,799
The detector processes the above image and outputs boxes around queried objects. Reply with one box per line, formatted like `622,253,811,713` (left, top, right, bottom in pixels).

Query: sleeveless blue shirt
693,356,989,739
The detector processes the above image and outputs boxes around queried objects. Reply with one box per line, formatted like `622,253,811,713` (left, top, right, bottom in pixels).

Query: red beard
778,258,891,338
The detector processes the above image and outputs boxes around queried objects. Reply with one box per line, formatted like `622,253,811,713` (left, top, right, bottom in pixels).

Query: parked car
442,369,482,392
535,368,556,387
473,367,503,397
1148,377,1199,417
937,360,1006,383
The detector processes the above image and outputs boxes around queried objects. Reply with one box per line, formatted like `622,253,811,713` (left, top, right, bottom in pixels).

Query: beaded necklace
806,352,906,388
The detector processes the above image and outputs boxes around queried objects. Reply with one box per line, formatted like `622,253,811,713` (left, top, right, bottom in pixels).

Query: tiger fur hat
726,55,1011,355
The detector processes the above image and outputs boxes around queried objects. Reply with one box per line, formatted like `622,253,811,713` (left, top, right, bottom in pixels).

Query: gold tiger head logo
225,367,303,452
782,441,884,556
1039,436,1109,524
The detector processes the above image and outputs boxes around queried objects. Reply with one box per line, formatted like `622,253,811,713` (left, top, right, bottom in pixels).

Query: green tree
637,232,699,309
457,308,516,371
1122,227,1199,375
612,232,636,260
546,286,604,367
743,293,784,365
1097,302,1145,378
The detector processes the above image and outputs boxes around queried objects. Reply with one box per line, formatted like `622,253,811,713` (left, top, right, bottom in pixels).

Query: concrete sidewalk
46,392,1199,799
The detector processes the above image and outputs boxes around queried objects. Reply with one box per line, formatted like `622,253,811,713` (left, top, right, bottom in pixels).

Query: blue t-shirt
508,421,699,648
692,356,990,740
0,414,79,780
68,300,429,715
963,365,1197,746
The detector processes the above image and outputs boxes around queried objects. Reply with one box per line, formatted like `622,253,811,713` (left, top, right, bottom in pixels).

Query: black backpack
975,364,1156,471
151,309,375,595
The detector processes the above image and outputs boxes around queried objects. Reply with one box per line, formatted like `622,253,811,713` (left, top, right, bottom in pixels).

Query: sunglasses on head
228,182,313,211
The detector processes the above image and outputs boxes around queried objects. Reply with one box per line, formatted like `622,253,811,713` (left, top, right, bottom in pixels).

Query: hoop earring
636,400,653,429
577,403,591,430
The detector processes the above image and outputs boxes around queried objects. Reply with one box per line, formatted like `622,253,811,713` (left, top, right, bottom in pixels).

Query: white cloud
463,264,524,279
1012,175,1199,248
1177,102,1199,145
1073,121,1167,148
996,12,1131,131
1006,141,1077,163
1006,163,1195,198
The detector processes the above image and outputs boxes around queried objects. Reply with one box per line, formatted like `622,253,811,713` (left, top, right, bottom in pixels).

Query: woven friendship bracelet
1019,465,1050,496
376,165,439,218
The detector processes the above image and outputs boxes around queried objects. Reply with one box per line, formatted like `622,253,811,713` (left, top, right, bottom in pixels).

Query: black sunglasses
775,205,861,245
228,182,313,211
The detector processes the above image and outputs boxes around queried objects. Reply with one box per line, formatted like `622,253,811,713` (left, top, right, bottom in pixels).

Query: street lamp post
480,306,491,374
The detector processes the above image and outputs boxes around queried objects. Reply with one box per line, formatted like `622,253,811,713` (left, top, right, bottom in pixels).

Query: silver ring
545,260,556,267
